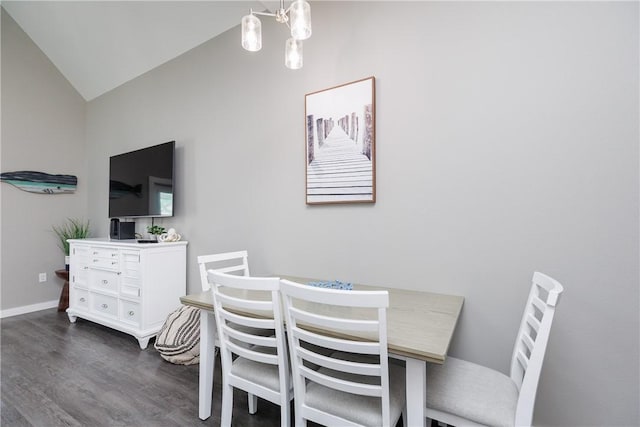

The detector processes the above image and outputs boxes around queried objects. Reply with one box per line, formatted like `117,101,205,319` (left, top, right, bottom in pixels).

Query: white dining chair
425,271,564,427
280,279,406,427
197,250,263,414
197,250,250,291
209,271,292,427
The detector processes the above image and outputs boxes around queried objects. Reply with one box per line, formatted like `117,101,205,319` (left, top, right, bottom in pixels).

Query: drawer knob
128,310,135,316
101,303,108,309
102,279,108,284
79,297,86,302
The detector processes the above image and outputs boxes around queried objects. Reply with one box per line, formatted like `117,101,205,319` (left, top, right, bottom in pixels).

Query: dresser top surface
68,238,188,248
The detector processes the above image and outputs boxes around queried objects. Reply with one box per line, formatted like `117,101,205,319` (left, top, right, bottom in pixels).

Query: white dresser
67,238,187,349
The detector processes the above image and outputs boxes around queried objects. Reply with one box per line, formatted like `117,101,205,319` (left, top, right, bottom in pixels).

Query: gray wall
1,9,87,311
2,1,637,426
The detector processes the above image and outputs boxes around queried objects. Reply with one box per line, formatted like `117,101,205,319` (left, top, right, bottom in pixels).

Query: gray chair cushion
426,357,518,427
232,357,282,392
231,346,284,393
304,356,406,426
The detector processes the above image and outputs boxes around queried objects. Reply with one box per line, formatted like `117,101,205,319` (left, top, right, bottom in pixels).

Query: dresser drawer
91,293,118,318
91,247,118,258
71,245,91,261
91,270,118,293
120,300,141,326
121,251,140,277
120,280,141,299
72,264,90,289
91,257,119,270
90,247,119,270
73,289,89,310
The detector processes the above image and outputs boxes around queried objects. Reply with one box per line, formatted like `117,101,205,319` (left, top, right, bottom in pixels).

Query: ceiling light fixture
241,0,312,70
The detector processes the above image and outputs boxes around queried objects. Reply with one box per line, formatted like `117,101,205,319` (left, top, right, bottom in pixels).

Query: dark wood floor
1,309,286,427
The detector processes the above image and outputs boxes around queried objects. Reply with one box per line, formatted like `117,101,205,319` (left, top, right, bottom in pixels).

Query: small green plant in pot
147,225,166,241
52,218,90,269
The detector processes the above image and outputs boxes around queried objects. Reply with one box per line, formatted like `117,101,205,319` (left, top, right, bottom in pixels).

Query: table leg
405,358,427,427
199,310,216,420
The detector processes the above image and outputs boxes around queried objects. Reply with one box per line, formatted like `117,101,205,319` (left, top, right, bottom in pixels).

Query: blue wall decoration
1,171,77,194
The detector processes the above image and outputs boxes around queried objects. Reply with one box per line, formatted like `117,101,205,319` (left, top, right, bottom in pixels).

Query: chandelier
241,0,312,70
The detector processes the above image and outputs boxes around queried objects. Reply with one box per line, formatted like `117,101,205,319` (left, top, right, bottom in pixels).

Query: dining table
179,275,464,427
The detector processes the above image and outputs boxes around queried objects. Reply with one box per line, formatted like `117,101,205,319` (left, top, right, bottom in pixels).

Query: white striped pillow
154,305,200,365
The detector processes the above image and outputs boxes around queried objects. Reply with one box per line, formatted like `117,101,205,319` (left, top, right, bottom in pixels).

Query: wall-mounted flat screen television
109,141,175,218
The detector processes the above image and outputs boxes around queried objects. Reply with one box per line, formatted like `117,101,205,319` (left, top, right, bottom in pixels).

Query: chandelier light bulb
285,38,303,69
241,14,262,52
290,0,312,40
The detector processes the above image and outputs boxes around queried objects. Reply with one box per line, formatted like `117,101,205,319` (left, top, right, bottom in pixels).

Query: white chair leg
295,406,306,427
280,401,290,427
248,393,258,414
221,382,233,427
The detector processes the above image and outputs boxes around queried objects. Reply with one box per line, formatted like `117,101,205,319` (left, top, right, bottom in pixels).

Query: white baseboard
0,300,59,319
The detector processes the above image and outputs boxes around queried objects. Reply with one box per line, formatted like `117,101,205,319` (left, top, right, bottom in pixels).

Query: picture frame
305,76,376,204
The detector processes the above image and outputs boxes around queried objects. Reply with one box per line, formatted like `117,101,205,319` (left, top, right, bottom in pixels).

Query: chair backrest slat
531,295,546,312
212,264,249,275
301,365,383,397
525,313,541,332
282,281,388,307
289,306,380,332
297,346,382,376
521,331,535,352
516,349,529,370
216,305,275,330
214,290,275,313
226,339,280,365
292,324,382,355
222,322,277,348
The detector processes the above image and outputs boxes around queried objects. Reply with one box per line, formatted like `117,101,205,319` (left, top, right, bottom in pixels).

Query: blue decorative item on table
307,280,353,290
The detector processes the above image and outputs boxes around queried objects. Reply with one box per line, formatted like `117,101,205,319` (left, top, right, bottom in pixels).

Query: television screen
109,141,175,218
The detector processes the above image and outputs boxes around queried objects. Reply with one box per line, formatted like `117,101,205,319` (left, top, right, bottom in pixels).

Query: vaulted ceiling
2,1,277,101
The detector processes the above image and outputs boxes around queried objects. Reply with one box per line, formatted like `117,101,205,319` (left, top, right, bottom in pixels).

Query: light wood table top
180,275,464,364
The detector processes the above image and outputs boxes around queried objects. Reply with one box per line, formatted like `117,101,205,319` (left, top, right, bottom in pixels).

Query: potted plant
147,225,166,241
52,218,90,269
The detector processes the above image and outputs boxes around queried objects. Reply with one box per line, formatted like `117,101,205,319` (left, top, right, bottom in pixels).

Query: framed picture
305,76,375,204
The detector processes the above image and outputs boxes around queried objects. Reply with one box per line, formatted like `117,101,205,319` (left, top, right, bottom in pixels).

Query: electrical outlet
39,273,47,283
